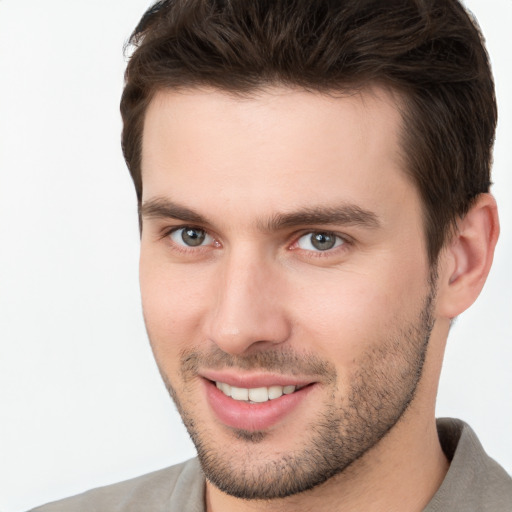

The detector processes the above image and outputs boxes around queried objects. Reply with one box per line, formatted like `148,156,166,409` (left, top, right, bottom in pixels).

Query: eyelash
162,225,351,258
162,226,219,254
291,231,349,257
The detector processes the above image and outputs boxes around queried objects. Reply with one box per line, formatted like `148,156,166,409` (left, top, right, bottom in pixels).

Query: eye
169,227,213,247
296,232,344,252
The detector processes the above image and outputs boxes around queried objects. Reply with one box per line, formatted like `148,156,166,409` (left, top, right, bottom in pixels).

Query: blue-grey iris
311,232,337,251
182,228,206,246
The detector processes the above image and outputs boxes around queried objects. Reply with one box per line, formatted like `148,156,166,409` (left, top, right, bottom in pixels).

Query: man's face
139,87,437,499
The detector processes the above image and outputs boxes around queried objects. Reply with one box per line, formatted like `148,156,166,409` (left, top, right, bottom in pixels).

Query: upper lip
200,370,315,389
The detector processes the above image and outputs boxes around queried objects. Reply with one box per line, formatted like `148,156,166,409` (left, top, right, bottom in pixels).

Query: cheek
289,262,428,364
139,252,211,361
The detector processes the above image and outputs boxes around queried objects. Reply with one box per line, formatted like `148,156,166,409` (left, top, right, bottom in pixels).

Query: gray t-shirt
30,418,512,511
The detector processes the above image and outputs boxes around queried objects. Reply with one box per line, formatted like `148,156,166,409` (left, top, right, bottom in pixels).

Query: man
31,0,512,510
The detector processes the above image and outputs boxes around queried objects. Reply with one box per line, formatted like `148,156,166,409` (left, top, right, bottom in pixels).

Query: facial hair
156,283,437,500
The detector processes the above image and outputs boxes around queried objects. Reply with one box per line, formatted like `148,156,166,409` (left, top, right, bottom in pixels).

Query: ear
436,193,500,319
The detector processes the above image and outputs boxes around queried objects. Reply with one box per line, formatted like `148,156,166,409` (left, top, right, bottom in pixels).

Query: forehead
140,86,416,229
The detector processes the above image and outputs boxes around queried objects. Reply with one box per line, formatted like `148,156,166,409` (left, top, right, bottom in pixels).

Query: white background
0,1,510,510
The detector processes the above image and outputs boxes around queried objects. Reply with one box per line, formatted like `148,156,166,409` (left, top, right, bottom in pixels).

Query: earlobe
436,193,500,319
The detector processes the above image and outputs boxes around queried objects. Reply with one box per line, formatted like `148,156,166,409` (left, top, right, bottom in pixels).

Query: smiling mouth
204,377,317,431
214,381,307,403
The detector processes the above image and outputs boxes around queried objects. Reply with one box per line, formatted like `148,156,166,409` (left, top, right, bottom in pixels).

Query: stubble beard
155,283,437,500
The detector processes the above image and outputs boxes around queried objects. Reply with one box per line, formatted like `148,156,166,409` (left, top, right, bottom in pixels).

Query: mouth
214,381,307,403
201,374,317,432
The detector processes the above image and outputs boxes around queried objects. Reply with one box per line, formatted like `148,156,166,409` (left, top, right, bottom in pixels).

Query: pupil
182,228,206,247
311,232,336,251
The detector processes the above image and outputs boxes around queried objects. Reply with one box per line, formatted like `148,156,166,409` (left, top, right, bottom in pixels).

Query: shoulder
425,418,512,512
28,458,205,512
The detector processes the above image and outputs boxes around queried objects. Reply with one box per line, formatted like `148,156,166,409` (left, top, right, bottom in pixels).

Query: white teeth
268,385,284,400
248,387,269,403
230,386,249,401
215,382,299,402
220,382,231,396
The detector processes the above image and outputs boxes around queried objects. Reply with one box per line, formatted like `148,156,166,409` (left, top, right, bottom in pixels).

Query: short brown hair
121,0,496,263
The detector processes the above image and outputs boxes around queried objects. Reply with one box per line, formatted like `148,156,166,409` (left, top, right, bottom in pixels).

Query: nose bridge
206,244,290,354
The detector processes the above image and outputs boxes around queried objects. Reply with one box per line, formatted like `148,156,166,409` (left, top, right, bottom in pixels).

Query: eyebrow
140,198,207,224
140,197,380,231
263,205,380,231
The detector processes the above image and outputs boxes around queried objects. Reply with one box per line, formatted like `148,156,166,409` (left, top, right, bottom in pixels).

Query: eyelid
299,232,342,250
161,223,207,238
163,224,220,251
290,230,352,254
172,227,212,246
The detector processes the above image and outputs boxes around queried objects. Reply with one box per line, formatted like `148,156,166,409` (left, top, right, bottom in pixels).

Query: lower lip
204,380,315,432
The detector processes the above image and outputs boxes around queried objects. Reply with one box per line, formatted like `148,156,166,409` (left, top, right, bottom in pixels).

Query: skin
139,86,499,512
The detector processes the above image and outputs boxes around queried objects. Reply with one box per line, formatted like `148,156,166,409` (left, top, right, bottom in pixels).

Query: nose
204,249,291,355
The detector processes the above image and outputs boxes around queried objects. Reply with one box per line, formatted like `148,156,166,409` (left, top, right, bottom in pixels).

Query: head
121,0,499,504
